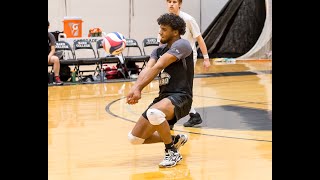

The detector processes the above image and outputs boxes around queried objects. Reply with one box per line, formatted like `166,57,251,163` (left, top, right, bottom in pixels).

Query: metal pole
64,0,68,16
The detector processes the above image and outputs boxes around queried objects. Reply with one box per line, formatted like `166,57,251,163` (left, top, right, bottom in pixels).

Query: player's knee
128,131,145,145
146,108,166,125
54,56,60,63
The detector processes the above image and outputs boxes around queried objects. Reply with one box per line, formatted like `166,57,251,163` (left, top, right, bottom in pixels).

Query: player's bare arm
126,53,177,104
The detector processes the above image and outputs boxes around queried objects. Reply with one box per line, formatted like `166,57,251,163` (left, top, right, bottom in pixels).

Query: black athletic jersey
48,32,56,55
150,38,194,97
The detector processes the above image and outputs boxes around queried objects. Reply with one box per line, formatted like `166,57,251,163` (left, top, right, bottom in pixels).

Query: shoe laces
164,149,176,160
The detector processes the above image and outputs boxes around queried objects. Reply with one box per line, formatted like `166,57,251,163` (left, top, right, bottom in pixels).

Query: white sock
189,107,196,114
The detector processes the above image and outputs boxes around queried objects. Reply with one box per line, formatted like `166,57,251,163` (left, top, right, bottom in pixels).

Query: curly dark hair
166,0,182,3
157,13,186,35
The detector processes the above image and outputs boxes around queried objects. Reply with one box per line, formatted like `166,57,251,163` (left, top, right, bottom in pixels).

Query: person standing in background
161,0,211,128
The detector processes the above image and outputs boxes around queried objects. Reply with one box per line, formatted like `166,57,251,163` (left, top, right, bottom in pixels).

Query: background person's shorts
142,93,192,125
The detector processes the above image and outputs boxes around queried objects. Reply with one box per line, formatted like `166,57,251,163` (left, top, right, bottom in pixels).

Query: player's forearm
134,66,162,91
134,67,149,87
197,36,209,60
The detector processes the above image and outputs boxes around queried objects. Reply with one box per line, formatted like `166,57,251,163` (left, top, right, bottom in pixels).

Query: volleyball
102,32,126,55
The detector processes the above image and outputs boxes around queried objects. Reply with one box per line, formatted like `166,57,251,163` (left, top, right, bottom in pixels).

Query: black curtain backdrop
199,0,266,58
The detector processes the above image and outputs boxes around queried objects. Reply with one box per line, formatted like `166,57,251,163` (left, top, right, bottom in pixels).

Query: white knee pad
147,108,166,125
128,131,145,145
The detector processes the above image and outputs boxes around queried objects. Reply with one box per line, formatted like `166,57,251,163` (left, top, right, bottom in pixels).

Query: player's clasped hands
126,88,141,105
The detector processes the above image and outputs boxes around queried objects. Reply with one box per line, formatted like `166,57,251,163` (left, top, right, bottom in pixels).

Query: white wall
48,0,228,48
201,0,229,32
48,0,66,32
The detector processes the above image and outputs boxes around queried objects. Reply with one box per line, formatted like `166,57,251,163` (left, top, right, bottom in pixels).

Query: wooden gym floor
48,59,272,180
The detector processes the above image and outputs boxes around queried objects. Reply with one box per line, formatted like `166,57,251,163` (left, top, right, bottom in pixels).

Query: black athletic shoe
183,112,202,127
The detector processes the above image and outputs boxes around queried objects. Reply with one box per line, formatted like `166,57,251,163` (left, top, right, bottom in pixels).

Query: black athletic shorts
142,93,192,125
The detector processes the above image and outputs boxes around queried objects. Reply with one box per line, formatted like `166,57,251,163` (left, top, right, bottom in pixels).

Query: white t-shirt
179,11,201,60
157,11,201,61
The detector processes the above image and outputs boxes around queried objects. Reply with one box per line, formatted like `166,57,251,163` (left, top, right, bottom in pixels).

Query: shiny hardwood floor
48,59,272,180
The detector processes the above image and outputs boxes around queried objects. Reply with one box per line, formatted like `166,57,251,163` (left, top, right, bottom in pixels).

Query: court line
105,97,272,143
137,91,271,106
49,70,271,87
194,70,271,78
194,95,271,105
